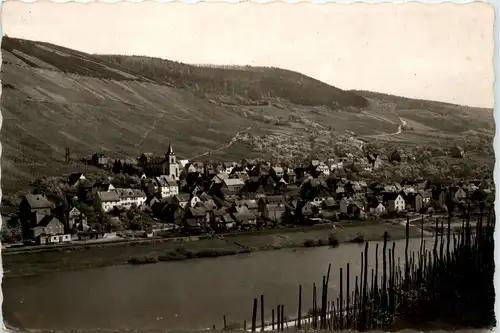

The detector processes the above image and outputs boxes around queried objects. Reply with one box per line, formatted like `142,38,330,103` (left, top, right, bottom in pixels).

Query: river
3,237,435,331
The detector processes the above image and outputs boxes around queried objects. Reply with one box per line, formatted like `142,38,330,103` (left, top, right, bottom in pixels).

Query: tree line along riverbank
3,221,425,278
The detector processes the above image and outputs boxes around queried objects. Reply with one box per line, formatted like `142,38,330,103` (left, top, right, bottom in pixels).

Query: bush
128,254,158,265
328,233,340,247
350,233,365,244
304,239,317,247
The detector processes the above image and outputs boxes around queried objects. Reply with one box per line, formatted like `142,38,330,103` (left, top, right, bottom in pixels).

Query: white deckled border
0,1,498,332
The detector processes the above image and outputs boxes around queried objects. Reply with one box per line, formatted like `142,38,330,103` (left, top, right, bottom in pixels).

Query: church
146,143,180,180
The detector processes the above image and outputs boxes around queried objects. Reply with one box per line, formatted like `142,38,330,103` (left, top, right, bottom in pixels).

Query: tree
112,160,123,174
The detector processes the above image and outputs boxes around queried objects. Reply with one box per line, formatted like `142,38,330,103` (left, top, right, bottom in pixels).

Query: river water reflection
3,238,434,331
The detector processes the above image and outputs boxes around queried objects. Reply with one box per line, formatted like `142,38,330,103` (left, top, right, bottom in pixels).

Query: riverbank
3,221,427,278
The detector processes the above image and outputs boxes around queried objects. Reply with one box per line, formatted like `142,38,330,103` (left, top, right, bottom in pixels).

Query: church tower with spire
165,142,179,180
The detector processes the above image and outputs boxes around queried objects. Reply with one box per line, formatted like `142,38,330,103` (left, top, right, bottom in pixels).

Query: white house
329,161,343,172
369,202,387,216
97,191,120,212
317,163,330,177
222,165,234,174
384,193,406,212
115,188,147,210
155,175,179,198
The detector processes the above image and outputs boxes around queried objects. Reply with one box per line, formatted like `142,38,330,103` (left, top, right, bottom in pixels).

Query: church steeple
167,142,175,155
164,141,179,180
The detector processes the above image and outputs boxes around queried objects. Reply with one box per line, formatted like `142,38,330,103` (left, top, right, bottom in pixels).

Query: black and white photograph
0,2,496,332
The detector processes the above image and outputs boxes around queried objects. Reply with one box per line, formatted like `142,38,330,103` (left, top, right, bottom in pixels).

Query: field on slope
1,37,494,194
0,37,384,194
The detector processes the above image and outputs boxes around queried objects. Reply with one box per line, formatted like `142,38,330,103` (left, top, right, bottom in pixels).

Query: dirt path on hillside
367,116,407,138
189,127,251,160
135,111,166,148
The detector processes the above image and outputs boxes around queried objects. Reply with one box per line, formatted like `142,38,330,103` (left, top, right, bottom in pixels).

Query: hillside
0,36,494,193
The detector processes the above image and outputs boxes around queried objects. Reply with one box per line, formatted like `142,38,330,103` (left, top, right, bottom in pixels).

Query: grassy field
3,222,424,278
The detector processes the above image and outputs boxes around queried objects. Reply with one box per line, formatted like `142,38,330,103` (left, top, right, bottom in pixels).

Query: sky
2,1,495,108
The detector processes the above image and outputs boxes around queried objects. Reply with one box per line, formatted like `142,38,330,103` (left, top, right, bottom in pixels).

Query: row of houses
18,143,491,243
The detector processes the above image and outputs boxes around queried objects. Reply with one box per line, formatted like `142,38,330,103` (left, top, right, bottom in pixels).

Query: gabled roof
419,190,432,198
115,188,146,199
68,172,85,185
240,181,264,194
233,210,256,221
156,175,178,187
368,200,384,209
323,197,337,207
349,201,365,210
262,195,286,205
185,219,200,227
69,206,81,215
93,181,114,191
37,215,62,227
272,166,284,174
383,192,402,201
221,213,234,223
23,194,54,209
223,178,245,187
174,193,191,202
98,191,120,202
188,207,207,217
234,199,258,209
215,173,230,181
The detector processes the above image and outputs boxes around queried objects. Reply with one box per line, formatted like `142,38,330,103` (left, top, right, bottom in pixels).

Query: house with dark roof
347,201,366,219
32,215,65,238
154,175,179,198
401,191,423,212
239,181,266,199
93,181,116,193
184,207,209,225
183,219,204,234
449,186,468,202
419,190,432,206
368,199,386,216
383,193,406,212
68,206,88,232
19,194,55,239
297,201,317,221
232,199,259,215
232,210,257,229
271,166,284,180
432,186,448,207
284,168,297,184
321,197,339,211
366,154,383,170
67,173,86,187
97,191,120,212
311,189,333,206
451,146,465,158
173,193,191,209
221,178,245,198
115,188,147,210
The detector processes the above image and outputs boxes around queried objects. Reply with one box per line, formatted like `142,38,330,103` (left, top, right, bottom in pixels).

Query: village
3,142,494,249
